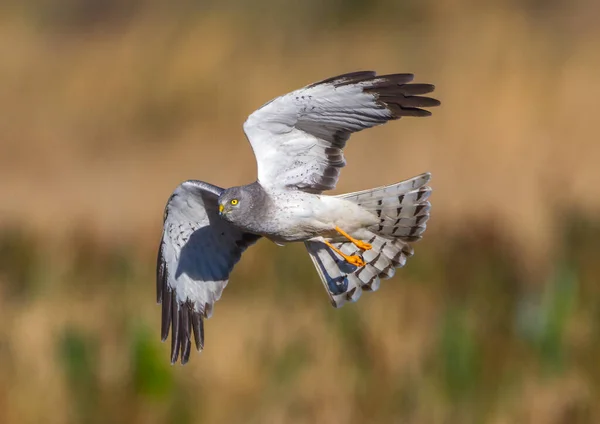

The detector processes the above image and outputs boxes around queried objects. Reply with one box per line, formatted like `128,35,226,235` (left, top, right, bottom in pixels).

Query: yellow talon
345,255,366,267
335,226,372,251
353,240,372,251
324,240,366,267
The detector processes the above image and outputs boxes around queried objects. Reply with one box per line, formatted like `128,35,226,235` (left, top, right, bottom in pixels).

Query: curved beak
218,204,224,215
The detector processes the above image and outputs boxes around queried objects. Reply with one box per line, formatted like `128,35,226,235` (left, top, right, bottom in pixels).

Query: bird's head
218,186,250,223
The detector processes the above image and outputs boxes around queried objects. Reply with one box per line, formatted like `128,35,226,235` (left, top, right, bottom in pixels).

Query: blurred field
1,1,600,423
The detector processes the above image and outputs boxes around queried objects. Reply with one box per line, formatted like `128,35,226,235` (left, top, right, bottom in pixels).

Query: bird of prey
157,71,440,364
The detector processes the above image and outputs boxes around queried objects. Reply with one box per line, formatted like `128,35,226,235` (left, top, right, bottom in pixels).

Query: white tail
305,173,431,307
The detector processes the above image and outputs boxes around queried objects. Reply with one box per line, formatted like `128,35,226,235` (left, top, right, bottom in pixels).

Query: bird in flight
157,71,440,364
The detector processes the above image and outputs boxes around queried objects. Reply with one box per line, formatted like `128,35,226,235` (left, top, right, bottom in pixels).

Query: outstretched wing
157,180,260,364
243,71,440,193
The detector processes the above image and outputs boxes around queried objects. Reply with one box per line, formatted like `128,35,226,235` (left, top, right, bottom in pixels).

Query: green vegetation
1,214,598,423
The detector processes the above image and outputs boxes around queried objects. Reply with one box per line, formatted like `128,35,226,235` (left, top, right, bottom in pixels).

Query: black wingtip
367,73,415,86
170,295,181,364
386,104,434,118
180,305,192,364
158,240,173,343
400,83,436,95
161,287,172,342
167,300,204,365
191,311,205,352
346,72,440,118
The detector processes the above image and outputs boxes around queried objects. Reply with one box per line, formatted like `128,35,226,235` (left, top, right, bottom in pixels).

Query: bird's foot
345,255,366,267
323,240,366,268
353,240,372,251
335,226,372,251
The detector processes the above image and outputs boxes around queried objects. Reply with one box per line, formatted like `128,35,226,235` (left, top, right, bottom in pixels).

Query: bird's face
218,187,247,223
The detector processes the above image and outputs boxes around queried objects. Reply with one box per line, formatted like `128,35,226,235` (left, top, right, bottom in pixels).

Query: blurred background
1,0,600,423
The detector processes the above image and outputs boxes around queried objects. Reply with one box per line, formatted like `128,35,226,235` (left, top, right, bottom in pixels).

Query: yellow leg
335,226,372,251
324,240,366,267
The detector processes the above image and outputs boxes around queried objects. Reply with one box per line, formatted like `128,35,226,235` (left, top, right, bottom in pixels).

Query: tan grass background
1,1,600,423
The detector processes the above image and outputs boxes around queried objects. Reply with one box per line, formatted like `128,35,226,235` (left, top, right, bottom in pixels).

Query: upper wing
156,180,260,364
243,71,440,193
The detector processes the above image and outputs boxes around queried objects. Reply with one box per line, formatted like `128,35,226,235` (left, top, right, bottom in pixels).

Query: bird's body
222,185,378,243
157,71,440,363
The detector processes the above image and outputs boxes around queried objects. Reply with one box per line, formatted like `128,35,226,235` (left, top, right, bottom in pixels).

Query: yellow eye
231,199,239,205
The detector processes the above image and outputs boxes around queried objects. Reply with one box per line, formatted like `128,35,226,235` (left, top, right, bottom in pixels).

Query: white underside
262,190,379,243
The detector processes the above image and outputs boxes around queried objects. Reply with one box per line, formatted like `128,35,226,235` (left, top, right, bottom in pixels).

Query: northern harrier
157,71,440,364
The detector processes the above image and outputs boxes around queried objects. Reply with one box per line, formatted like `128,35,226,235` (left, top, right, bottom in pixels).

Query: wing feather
243,71,440,193
157,180,260,364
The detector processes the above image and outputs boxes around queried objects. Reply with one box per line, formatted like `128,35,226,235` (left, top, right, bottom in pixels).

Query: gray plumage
157,181,259,364
157,71,440,363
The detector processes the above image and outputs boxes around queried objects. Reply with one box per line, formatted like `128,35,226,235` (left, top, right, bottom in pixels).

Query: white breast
263,190,378,242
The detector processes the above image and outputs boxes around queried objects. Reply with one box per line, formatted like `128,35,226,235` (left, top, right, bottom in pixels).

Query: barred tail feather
305,173,430,307
305,234,414,307
339,173,430,202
